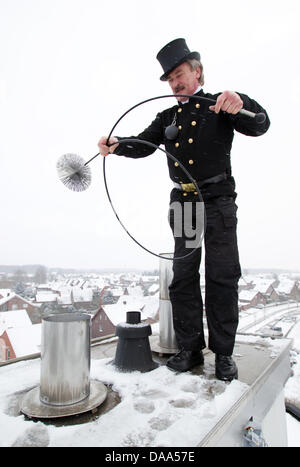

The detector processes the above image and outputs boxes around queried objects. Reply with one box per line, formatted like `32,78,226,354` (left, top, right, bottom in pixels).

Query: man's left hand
209,91,243,115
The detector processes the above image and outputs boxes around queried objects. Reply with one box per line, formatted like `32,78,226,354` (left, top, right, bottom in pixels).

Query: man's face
167,62,201,102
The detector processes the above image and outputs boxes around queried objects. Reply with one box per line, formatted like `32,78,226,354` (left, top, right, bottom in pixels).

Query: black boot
166,350,204,372
215,354,238,381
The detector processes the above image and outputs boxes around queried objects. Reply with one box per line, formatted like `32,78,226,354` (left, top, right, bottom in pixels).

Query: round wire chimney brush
56,153,92,192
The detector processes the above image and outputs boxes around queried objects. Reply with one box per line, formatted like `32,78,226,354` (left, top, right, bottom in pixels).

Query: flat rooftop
0,332,293,447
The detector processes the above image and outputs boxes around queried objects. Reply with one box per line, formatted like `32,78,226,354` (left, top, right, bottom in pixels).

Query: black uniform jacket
113,89,270,200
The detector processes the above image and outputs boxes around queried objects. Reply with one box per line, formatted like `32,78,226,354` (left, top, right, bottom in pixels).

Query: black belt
173,173,227,192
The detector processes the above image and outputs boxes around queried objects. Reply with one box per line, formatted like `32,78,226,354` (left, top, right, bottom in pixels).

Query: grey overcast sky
0,0,299,271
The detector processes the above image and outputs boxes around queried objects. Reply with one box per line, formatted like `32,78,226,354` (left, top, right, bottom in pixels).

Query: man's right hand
98,136,119,156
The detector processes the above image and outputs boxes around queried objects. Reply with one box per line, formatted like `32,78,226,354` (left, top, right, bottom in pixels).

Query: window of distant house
99,325,103,332
12,304,18,310
6,348,10,360
23,304,28,308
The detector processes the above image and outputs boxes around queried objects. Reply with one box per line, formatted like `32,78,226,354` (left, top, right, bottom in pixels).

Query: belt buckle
181,182,196,192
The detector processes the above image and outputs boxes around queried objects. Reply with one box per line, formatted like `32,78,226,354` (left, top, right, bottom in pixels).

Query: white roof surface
0,310,32,331
238,290,260,302
5,324,41,357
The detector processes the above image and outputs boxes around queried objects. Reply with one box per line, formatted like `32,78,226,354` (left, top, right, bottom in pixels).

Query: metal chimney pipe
158,254,178,352
40,313,91,406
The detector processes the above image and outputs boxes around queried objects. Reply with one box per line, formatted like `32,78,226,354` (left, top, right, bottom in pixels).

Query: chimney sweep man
98,38,270,381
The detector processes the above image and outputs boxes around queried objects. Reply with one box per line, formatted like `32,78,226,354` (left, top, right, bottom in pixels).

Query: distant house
255,279,277,295
265,285,280,303
0,309,32,329
72,286,93,305
100,293,159,336
55,287,72,306
89,292,160,340
90,306,116,339
238,276,254,292
35,291,59,305
0,325,41,361
0,293,41,324
238,276,282,304
251,280,280,303
239,289,267,311
290,281,300,301
110,287,124,299
0,311,41,361
275,280,300,302
35,283,94,310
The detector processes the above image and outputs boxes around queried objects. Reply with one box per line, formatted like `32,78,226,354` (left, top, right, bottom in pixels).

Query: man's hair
186,58,204,86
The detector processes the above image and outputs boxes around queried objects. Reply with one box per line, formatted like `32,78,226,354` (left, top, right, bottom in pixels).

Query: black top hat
156,38,200,81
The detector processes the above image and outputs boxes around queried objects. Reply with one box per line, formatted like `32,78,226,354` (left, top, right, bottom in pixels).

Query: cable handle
193,95,266,123
238,108,266,123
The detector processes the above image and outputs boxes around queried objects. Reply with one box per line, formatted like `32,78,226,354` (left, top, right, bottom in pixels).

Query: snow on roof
126,285,143,296
90,277,106,289
0,293,16,306
141,275,159,282
238,276,249,286
110,287,124,297
241,275,256,284
0,300,300,446
0,293,40,309
141,294,159,319
72,287,93,303
252,279,275,293
238,289,260,302
103,294,154,325
5,324,41,357
52,286,72,305
0,310,32,331
275,280,296,294
0,353,251,447
35,292,58,303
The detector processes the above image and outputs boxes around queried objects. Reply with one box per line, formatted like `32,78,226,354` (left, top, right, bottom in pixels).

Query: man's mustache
175,85,185,93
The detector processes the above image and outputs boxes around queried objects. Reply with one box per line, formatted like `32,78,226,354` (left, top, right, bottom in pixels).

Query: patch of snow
0,357,248,447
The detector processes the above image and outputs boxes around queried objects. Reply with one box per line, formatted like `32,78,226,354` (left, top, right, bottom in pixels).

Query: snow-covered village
0,267,300,362
0,266,161,359
0,266,300,362
1,265,300,448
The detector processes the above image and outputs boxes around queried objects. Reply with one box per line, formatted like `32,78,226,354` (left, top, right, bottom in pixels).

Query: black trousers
168,192,241,356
